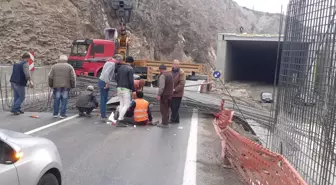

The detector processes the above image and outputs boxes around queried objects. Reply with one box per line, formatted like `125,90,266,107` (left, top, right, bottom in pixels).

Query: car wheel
37,173,59,185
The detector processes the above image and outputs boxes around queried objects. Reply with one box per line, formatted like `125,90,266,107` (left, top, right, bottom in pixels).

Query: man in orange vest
121,91,153,125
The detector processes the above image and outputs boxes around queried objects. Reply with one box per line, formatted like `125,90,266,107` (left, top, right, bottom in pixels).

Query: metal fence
270,0,336,184
0,67,53,112
0,67,84,112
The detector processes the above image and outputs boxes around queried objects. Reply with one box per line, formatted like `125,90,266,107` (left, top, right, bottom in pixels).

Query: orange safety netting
213,100,307,185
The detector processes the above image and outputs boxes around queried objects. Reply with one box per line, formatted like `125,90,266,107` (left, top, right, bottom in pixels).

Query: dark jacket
10,60,30,86
172,68,185,97
115,63,135,91
158,71,174,96
76,90,99,108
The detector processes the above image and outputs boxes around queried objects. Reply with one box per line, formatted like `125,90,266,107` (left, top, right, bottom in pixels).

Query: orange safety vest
134,99,149,122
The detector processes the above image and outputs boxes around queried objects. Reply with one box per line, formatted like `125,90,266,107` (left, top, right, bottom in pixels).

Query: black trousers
77,107,94,114
124,117,148,125
170,97,182,123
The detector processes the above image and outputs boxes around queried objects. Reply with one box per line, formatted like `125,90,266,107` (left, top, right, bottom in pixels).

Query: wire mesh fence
0,67,52,112
0,67,86,112
269,0,336,184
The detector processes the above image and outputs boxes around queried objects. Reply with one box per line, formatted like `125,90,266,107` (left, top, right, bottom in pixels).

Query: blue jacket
10,60,28,86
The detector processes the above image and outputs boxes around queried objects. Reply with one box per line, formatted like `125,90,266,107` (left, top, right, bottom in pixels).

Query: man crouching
76,85,99,117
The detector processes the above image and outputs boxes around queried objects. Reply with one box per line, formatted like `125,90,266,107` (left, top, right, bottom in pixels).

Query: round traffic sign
213,71,221,79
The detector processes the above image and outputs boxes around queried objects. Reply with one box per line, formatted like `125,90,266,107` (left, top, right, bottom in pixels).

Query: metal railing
0,67,53,112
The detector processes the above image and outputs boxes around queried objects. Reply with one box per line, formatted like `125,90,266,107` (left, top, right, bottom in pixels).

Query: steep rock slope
0,0,107,64
124,0,282,63
0,0,282,65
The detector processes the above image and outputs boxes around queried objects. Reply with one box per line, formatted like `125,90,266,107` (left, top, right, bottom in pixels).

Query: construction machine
67,0,133,77
105,0,133,59
67,0,206,84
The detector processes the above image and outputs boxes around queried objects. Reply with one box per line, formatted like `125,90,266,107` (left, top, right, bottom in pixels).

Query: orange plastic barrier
213,100,307,185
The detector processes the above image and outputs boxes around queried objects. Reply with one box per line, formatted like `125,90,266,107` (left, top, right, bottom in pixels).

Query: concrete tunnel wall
216,34,283,85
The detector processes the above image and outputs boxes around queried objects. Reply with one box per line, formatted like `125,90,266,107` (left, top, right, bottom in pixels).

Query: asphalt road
0,110,244,185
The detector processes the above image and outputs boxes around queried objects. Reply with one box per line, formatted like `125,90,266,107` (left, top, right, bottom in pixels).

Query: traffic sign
28,51,35,71
213,71,221,79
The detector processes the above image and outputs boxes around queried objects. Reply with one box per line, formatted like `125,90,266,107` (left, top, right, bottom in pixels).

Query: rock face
0,0,282,65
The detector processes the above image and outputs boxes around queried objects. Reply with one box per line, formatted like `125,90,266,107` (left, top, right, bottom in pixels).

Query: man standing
98,54,122,122
170,59,185,124
9,53,34,115
48,55,76,119
76,85,99,117
157,64,174,128
115,56,135,127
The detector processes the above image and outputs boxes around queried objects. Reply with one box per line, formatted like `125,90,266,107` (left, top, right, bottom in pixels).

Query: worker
48,55,76,119
116,91,153,125
75,85,99,117
9,52,34,115
98,54,122,122
170,59,185,124
114,56,135,127
156,64,174,128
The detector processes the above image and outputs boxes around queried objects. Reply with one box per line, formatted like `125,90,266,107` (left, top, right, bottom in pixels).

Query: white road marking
24,114,79,135
182,109,198,185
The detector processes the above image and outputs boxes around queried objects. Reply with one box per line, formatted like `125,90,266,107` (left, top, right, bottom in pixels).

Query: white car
0,129,62,185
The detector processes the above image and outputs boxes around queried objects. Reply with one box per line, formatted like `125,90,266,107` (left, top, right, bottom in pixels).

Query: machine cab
68,39,116,68
69,39,116,59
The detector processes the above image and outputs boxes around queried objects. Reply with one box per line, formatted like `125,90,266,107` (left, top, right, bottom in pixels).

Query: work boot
157,123,169,128
79,112,85,116
12,112,20,116
19,110,24,114
116,120,127,127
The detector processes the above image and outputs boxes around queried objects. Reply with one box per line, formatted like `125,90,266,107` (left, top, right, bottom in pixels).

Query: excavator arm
106,0,134,59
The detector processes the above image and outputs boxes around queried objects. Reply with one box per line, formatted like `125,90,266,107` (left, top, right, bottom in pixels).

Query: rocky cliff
0,0,282,65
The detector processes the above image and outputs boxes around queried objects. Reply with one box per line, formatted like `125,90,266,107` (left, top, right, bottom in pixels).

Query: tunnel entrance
225,40,282,85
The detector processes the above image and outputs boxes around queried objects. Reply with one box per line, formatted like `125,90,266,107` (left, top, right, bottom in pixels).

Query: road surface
0,110,243,185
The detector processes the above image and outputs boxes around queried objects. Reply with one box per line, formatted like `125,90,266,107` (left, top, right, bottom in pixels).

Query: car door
0,139,19,185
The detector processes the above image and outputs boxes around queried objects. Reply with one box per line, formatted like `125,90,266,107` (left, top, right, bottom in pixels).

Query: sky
234,0,290,13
